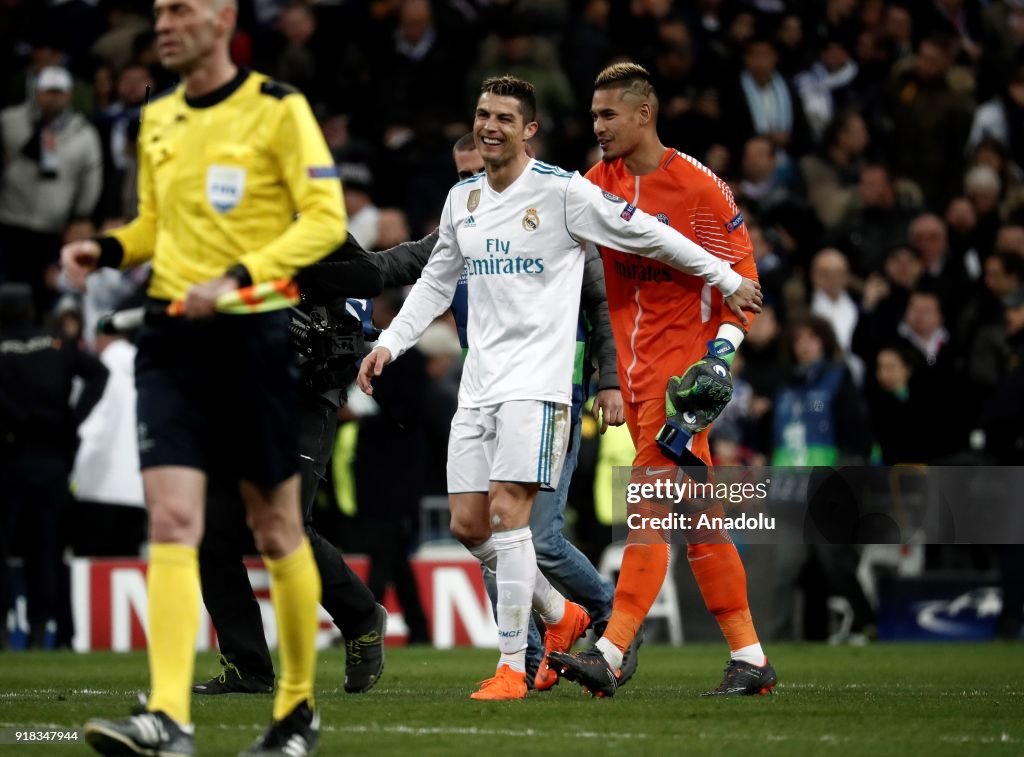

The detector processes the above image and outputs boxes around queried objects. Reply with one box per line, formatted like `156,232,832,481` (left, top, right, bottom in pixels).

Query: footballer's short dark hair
453,132,476,153
480,75,537,123
594,62,657,100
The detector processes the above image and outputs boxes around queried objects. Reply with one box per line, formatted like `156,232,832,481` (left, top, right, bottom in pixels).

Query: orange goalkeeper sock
603,543,670,654
687,543,760,651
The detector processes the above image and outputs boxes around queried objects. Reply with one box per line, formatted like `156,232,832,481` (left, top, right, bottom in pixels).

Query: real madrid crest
467,189,480,212
522,208,539,231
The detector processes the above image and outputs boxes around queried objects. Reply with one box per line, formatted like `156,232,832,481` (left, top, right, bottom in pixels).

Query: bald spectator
909,212,966,311
810,248,863,382
962,164,1003,260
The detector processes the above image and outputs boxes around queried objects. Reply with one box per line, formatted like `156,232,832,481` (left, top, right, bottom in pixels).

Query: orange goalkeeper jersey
585,147,758,403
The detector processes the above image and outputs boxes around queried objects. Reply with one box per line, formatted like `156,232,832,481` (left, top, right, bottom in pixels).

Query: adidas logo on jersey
465,215,477,227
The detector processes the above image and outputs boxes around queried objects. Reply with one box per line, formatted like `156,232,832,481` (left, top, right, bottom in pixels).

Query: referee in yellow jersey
60,1,344,754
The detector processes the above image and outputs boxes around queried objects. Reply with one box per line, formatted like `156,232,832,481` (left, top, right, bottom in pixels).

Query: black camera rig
288,304,375,397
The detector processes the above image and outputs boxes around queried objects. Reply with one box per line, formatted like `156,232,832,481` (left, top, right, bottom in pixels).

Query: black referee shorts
134,304,300,488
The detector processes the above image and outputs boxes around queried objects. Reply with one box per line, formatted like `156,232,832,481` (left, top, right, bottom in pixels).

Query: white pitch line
210,723,649,739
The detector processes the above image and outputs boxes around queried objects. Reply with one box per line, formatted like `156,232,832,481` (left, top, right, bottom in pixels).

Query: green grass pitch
2,644,1022,756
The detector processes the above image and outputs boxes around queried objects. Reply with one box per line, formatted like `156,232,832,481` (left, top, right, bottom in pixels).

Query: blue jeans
482,415,614,669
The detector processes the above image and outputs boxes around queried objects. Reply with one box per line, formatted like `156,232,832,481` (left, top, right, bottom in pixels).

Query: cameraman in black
194,230,436,694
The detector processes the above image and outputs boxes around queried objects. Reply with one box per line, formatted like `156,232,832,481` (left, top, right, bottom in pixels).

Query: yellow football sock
146,543,200,725
265,538,321,720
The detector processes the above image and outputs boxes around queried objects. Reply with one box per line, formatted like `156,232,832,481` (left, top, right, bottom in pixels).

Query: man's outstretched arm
564,173,761,324
296,229,440,301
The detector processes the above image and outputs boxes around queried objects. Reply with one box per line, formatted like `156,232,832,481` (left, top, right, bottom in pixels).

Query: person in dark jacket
194,231,434,695
0,283,107,648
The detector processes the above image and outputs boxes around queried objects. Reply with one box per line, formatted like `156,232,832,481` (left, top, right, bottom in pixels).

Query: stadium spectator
70,326,146,557
809,247,863,383
94,62,152,222
852,245,923,366
0,282,108,649
966,56,1024,170
90,1,152,71
976,285,1024,463
737,135,793,216
880,2,915,62
771,315,870,467
725,36,810,159
0,66,102,315
795,37,862,144
339,162,379,249
897,288,952,369
469,17,575,136
767,314,873,643
773,13,811,77
800,109,871,229
908,212,965,311
868,345,933,464
832,162,918,283
884,33,974,211
375,207,411,250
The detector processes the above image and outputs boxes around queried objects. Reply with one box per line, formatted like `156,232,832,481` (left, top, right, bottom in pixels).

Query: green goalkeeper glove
655,338,736,461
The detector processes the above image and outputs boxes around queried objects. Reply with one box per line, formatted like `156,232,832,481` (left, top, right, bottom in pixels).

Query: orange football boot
470,664,528,700
534,600,591,691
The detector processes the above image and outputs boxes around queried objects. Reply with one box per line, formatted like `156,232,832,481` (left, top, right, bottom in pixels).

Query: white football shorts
446,400,570,493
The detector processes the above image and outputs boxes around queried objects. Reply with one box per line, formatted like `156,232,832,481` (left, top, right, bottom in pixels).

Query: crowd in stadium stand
2,0,1024,646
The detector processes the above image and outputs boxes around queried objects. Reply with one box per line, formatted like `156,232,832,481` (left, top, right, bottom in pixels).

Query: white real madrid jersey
376,159,742,408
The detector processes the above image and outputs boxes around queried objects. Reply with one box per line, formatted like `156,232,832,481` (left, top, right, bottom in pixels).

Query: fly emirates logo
613,258,672,283
464,238,545,277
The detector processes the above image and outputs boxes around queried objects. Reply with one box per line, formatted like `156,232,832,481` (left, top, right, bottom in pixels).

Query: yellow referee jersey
101,69,346,301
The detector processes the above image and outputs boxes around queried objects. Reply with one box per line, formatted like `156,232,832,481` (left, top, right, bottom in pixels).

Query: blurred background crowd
2,0,1024,648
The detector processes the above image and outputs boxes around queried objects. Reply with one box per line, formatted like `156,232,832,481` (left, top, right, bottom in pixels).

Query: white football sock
532,570,565,625
595,637,623,672
731,642,766,666
468,538,497,572
492,527,535,673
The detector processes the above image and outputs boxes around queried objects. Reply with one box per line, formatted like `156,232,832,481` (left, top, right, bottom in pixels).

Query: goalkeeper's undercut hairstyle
480,75,537,124
594,62,659,117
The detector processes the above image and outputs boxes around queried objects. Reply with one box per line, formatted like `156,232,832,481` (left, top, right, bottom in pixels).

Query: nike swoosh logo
644,467,673,476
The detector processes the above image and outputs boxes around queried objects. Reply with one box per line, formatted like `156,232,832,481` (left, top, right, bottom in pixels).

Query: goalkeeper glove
655,338,736,462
